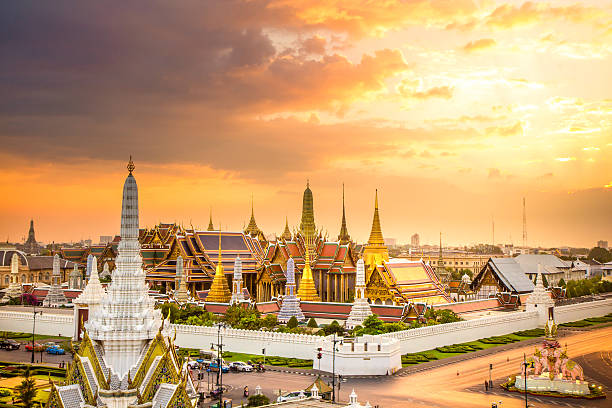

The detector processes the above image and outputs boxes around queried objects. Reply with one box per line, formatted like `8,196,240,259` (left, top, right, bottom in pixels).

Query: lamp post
211,323,226,401
31,306,42,363
521,354,533,408
331,333,342,403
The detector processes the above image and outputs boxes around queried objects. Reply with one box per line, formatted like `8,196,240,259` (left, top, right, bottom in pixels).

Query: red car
25,342,44,352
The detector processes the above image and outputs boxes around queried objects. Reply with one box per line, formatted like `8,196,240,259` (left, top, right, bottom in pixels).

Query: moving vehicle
46,346,65,355
277,391,311,403
0,339,20,350
229,361,253,372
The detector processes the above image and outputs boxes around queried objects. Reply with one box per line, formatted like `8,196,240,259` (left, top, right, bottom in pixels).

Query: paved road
0,338,71,366
218,326,611,408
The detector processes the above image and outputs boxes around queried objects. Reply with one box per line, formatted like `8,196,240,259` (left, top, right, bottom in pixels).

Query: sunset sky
1,0,611,248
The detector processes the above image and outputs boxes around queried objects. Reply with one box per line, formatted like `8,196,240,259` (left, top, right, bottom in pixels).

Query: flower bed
500,376,606,400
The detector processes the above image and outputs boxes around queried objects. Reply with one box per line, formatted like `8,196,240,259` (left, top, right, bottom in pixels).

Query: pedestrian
456,370,459,376
485,380,488,391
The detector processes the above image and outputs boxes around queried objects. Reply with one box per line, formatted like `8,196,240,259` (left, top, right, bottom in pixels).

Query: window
4,276,8,284
38,273,42,281
21,274,26,283
45,273,50,281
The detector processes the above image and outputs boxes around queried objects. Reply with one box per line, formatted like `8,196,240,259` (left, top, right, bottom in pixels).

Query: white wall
381,311,539,354
171,324,323,360
555,299,612,324
0,310,74,337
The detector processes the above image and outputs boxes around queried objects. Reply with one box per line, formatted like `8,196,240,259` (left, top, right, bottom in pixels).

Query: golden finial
218,225,222,266
127,155,135,174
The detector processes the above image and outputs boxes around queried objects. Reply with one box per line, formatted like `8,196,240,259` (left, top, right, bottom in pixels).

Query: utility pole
211,323,226,401
31,306,42,363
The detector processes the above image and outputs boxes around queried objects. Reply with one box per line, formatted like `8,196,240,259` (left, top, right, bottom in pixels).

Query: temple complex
277,257,305,322
42,254,68,307
296,240,321,301
346,259,373,329
337,184,351,244
49,158,196,408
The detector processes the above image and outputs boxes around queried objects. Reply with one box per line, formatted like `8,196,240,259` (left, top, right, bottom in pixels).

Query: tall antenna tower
522,197,527,248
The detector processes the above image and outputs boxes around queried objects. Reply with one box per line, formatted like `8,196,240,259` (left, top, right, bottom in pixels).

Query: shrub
480,336,518,344
514,329,544,337
247,394,270,407
287,316,299,329
307,318,318,328
0,389,10,397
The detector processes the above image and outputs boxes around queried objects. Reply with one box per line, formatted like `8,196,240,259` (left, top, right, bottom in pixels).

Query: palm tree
15,367,37,407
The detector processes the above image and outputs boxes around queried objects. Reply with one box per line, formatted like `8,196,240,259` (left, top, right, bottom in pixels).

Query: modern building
597,240,608,249
399,252,494,275
410,233,420,248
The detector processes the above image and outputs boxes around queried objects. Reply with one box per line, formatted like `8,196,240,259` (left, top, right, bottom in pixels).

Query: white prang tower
230,255,245,304
42,254,68,307
174,255,189,303
85,158,161,379
277,257,305,322
346,259,373,329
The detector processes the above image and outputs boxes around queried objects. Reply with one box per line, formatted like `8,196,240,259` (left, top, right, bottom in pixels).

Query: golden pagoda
207,208,215,231
206,230,231,303
244,195,262,236
362,189,389,269
281,216,292,241
300,180,316,238
297,237,321,301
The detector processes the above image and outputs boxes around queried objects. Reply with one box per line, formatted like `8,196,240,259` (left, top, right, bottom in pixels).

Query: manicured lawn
401,330,545,367
559,313,612,328
180,348,313,369
0,331,70,341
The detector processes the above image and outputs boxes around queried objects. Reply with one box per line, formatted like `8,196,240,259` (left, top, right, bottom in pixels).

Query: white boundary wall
0,310,73,337
381,310,539,354
0,299,609,359
555,299,612,324
171,324,322,360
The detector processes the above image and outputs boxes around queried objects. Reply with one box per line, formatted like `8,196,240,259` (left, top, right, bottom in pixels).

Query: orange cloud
486,2,605,30
485,121,524,137
463,38,497,53
397,79,453,100
300,35,327,55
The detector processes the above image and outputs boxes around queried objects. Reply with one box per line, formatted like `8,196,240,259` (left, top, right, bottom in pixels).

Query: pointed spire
296,237,320,301
281,216,292,241
367,189,384,245
206,226,231,303
245,194,261,236
300,180,316,239
127,155,135,175
338,183,350,244
207,208,214,231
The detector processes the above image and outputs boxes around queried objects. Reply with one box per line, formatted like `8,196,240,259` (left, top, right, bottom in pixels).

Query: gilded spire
281,216,292,241
245,194,261,236
207,208,214,231
127,155,135,175
296,236,320,301
206,227,231,302
338,183,350,244
300,180,316,239
367,189,384,245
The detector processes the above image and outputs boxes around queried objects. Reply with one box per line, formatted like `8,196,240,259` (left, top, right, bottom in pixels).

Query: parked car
277,391,311,403
0,339,21,350
207,362,229,373
46,346,65,355
42,342,58,349
25,342,45,352
229,361,253,372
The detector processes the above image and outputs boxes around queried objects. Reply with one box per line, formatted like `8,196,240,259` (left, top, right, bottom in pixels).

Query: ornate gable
140,351,181,402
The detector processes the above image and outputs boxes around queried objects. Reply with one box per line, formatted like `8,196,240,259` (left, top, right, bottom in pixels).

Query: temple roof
471,257,535,294
375,259,452,304
0,249,27,267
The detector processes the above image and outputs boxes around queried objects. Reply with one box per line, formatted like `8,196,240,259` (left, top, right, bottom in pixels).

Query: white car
276,391,311,402
229,361,253,372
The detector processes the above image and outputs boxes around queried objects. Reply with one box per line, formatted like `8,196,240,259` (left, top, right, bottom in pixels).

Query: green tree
287,316,299,329
587,247,612,263
319,320,344,336
307,318,318,328
261,314,278,329
15,367,36,408
247,394,270,407
558,278,566,287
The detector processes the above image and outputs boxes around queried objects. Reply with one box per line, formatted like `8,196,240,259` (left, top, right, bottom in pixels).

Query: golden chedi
297,238,320,301
206,230,231,303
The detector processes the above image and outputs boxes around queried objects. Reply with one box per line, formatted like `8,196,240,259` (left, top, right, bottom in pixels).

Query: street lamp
211,323,226,401
31,305,42,363
331,333,342,403
521,354,533,408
